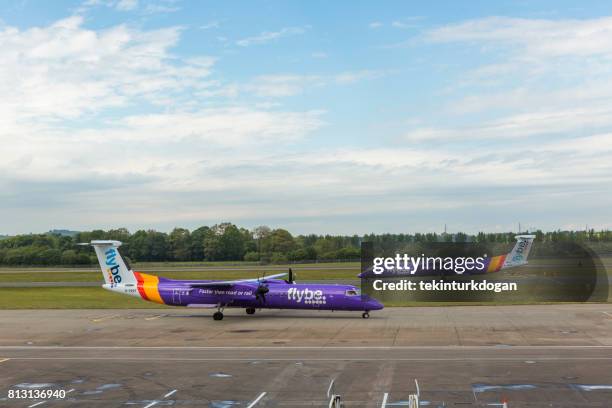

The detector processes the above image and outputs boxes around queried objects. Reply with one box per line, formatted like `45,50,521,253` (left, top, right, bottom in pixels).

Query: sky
1,0,612,235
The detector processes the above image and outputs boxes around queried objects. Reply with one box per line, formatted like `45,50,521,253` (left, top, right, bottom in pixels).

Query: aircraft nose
367,297,384,310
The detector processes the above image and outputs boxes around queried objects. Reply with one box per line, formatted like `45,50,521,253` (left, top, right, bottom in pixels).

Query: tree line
0,224,611,266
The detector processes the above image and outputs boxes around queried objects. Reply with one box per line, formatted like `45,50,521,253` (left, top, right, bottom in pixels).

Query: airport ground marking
7,357,612,362
145,314,166,321
602,311,612,318
246,392,267,408
91,314,120,323
0,358,9,364
1,345,611,350
142,388,178,408
163,389,177,399
381,392,388,407
28,402,45,408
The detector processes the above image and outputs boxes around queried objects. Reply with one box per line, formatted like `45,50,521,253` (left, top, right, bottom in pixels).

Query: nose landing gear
362,311,370,319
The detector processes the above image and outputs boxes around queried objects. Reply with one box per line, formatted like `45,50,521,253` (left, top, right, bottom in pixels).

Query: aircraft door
172,288,182,305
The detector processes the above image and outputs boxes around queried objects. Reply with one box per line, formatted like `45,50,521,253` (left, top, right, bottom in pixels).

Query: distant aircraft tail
502,234,535,269
88,240,137,286
485,234,535,273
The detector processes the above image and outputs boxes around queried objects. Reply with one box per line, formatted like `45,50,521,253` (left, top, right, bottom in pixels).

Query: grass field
0,262,361,282
0,259,609,308
0,287,167,309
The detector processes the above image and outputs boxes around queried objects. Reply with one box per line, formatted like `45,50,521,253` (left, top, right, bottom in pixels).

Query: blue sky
1,0,612,235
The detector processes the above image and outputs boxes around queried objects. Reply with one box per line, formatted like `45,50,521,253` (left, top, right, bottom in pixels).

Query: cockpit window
345,289,359,296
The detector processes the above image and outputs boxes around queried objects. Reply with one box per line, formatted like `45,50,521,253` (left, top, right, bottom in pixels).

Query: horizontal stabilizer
78,240,123,247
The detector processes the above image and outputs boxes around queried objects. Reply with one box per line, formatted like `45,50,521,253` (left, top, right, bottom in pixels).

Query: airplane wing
188,272,287,288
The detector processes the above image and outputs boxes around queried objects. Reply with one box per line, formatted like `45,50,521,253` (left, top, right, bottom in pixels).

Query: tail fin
89,240,136,285
502,234,535,269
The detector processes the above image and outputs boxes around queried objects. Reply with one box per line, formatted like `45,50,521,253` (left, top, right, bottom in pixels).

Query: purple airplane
86,240,383,320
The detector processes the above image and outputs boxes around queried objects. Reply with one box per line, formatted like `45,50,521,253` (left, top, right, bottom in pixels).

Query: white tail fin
502,234,535,268
89,240,136,285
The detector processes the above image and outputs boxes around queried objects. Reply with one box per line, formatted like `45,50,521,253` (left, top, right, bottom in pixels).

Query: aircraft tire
246,308,256,315
213,311,224,321
362,311,370,319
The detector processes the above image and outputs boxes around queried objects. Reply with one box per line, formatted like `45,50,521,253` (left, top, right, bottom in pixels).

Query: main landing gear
362,311,370,319
213,304,225,321
246,307,256,315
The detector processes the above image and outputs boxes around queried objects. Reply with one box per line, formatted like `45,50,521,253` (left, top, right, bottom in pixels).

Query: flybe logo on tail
512,240,529,263
105,248,122,284
287,287,326,305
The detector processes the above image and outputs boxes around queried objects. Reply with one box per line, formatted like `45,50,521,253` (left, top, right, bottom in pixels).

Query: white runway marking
90,314,119,323
327,378,335,397
28,402,45,408
381,392,388,407
602,311,612,318
163,389,177,398
142,388,178,407
246,392,267,408
8,357,612,362
0,358,9,364
145,315,165,321
0,345,610,350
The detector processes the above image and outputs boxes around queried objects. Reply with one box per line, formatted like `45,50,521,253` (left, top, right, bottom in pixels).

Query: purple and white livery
87,240,383,320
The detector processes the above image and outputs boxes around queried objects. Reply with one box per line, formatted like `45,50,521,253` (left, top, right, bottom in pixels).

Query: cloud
143,1,180,14
334,69,388,84
0,16,213,125
116,0,138,11
406,16,612,143
403,105,612,142
245,74,323,97
236,26,307,47
425,16,612,58
243,70,387,98
200,20,220,30
77,0,141,13
0,16,326,202
369,21,383,29
3,13,612,234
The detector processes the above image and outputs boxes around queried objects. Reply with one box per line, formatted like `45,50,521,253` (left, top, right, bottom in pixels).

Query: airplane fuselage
103,276,383,312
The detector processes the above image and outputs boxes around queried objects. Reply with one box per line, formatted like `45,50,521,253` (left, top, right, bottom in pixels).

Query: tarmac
1,305,612,407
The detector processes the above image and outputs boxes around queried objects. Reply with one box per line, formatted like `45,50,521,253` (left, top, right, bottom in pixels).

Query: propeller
255,273,269,303
255,283,269,303
287,268,295,284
